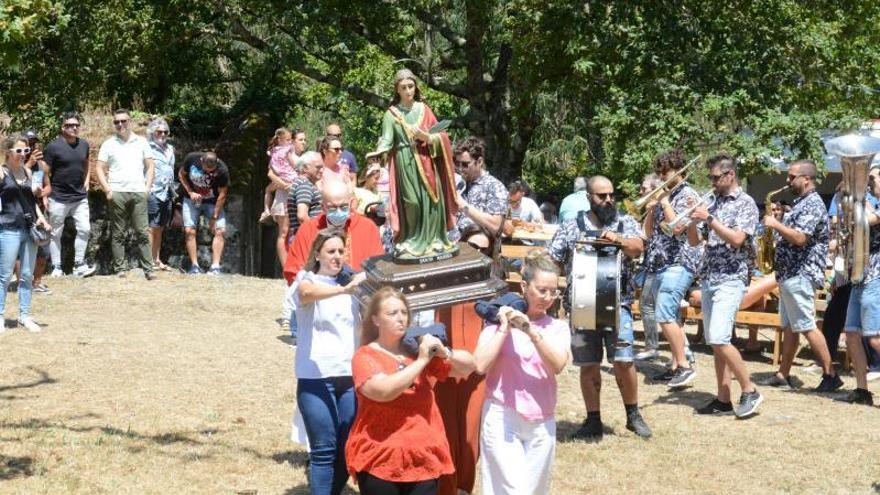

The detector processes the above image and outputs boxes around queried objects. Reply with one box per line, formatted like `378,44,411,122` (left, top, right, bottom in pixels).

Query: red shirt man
283,181,384,284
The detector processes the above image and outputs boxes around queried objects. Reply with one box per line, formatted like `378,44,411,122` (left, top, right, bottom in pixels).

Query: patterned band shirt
859,221,880,286
457,171,508,234
773,190,828,288
547,211,644,305
698,188,759,286
643,182,703,274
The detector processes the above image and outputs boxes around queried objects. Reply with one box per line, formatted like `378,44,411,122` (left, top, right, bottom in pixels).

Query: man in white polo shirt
95,108,156,280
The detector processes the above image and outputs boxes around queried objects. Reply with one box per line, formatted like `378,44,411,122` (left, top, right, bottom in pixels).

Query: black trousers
357,472,438,495
822,283,851,363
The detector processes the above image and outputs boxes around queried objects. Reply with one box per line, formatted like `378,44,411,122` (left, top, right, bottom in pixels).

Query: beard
592,201,619,226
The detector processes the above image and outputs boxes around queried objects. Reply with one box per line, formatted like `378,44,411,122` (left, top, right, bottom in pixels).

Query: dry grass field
1,274,879,494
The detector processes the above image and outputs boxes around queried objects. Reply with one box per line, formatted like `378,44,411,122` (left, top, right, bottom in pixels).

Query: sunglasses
707,170,731,182
592,192,614,200
787,173,807,181
62,123,80,129
113,119,129,125
10,147,32,155
328,147,342,152
154,130,169,135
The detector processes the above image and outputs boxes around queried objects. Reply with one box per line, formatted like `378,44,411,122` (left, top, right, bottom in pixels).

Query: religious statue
368,69,459,263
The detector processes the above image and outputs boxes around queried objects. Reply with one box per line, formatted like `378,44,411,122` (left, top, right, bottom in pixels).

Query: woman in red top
346,287,475,495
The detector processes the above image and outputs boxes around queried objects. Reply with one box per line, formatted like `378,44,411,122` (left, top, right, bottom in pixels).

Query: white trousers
281,279,296,321
480,400,556,495
48,197,90,267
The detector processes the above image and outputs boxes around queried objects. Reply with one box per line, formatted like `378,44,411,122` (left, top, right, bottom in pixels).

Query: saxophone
756,185,789,273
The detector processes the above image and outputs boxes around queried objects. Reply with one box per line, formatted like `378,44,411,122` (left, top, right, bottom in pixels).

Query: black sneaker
652,368,675,383
734,389,764,418
573,418,603,442
625,410,652,438
668,367,697,388
695,398,733,415
815,373,844,393
836,388,874,406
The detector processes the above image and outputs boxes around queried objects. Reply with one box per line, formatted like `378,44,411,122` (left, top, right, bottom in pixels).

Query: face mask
327,207,350,226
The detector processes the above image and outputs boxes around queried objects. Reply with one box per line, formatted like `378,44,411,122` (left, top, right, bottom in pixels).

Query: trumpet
660,191,715,235
624,155,703,220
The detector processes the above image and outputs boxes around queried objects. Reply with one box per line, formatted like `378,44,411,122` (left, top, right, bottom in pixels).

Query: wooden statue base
359,243,507,311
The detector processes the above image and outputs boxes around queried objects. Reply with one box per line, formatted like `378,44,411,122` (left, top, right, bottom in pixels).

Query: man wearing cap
178,151,230,275
42,112,96,278
95,109,156,279
354,162,383,217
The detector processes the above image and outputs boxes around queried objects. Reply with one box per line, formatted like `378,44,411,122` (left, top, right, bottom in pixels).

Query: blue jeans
640,273,659,350
0,228,36,319
297,376,356,495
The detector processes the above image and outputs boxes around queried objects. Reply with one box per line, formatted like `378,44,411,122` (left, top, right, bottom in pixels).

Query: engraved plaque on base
359,243,507,311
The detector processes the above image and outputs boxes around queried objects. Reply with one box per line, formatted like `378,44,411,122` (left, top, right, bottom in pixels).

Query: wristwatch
461,203,470,215
706,214,715,226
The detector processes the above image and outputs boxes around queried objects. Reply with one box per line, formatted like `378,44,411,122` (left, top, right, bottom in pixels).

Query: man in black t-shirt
42,112,95,278
178,151,230,274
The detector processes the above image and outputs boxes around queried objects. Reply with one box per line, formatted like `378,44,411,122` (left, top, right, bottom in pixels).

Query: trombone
624,154,702,220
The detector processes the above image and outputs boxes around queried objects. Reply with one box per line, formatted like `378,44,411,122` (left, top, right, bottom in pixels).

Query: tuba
826,134,880,284
756,185,789,273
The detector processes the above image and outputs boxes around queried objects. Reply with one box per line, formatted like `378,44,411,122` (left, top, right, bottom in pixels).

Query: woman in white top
294,227,366,495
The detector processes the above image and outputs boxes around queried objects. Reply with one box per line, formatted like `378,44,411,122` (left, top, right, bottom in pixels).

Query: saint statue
369,69,459,262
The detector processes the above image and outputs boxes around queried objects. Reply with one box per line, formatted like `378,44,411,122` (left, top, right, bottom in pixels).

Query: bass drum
569,246,621,365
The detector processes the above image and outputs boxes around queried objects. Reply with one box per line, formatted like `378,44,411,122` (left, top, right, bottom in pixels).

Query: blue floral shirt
148,141,176,201
457,172,508,234
643,182,703,274
860,223,880,286
548,211,643,305
773,190,828,287
698,188,759,286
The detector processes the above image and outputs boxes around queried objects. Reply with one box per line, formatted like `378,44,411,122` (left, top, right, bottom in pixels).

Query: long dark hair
303,228,346,274
360,287,411,345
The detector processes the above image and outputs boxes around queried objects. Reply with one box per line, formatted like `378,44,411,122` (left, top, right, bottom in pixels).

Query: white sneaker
73,263,97,278
50,268,64,278
867,371,880,382
635,349,660,361
18,317,41,333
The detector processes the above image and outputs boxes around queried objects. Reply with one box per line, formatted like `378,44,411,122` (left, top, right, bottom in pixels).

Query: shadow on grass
649,388,717,412
555,419,618,443
0,367,57,400
270,450,309,468
0,454,34,480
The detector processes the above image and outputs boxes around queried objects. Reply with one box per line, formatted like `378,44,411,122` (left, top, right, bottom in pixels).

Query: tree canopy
2,1,880,198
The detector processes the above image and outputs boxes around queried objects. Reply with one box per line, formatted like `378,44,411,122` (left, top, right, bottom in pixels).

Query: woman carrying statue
370,69,458,262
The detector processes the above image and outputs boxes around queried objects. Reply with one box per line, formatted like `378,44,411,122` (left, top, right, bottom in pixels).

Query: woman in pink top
473,252,571,495
319,136,353,188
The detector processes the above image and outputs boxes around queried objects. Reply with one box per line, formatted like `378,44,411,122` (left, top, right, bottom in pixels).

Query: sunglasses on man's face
707,171,731,182
592,192,614,200
113,119,129,125
63,123,80,129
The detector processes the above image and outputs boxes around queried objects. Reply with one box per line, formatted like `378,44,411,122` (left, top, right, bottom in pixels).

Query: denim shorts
778,274,817,332
148,194,174,228
701,279,746,345
844,278,880,337
653,265,695,324
571,305,634,366
182,197,226,230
